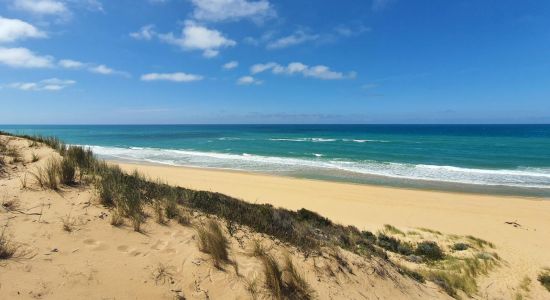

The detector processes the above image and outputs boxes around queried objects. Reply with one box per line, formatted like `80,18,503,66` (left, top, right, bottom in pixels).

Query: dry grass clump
31,153,39,162
539,269,550,292
196,220,229,268
152,199,166,225
152,263,174,285
0,224,32,260
466,235,494,249
384,224,405,236
176,208,192,226
5,146,23,163
31,158,60,190
255,250,314,300
110,211,124,227
1,197,21,212
0,226,17,259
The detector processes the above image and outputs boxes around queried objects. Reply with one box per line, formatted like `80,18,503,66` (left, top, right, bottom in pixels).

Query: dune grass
254,249,314,300
196,220,230,268
0,224,33,260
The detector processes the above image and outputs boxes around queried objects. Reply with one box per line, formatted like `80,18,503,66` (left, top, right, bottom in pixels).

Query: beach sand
116,161,550,298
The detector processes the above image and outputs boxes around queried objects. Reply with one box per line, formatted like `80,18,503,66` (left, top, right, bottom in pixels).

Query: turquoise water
1,125,549,197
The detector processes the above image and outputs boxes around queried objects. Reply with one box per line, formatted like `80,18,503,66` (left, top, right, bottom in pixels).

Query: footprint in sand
83,238,109,251
117,245,129,252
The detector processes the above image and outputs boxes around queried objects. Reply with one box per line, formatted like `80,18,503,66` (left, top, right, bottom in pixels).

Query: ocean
1,124,549,197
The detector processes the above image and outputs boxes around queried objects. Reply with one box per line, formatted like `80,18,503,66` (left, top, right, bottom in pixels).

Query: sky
0,0,549,124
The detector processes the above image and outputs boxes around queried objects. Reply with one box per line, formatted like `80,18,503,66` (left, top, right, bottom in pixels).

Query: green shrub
452,243,469,251
416,241,444,260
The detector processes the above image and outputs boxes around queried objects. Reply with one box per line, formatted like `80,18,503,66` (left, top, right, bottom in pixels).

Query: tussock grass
164,197,179,220
257,250,314,300
466,235,494,249
422,251,500,298
58,158,76,185
110,211,124,227
282,254,314,299
152,199,166,225
196,220,229,268
5,146,22,163
30,158,61,190
0,225,17,259
176,208,191,226
384,224,405,236
539,269,550,292
417,227,442,235
0,224,32,260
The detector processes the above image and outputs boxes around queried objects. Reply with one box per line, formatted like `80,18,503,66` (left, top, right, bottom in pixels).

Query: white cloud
250,62,355,80
13,0,69,15
58,59,85,69
0,47,53,68
0,16,47,43
237,75,261,85
222,60,238,69
250,62,279,74
158,20,236,57
266,31,319,49
89,64,129,77
372,0,396,11
190,0,275,22
141,72,203,82
89,64,113,74
6,77,75,91
130,24,156,40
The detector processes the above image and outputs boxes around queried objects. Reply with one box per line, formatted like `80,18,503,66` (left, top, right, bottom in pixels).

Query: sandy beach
116,161,550,297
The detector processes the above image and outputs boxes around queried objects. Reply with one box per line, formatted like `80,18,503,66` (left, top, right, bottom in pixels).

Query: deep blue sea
1,125,549,197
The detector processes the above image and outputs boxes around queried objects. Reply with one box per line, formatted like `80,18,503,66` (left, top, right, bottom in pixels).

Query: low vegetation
196,220,230,268
539,269,550,292
253,246,314,300
0,223,32,260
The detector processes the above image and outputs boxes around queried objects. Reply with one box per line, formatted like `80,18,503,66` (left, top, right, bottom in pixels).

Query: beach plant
384,224,405,236
452,243,469,251
58,158,76,185
152,199,166,225
176,208,191,226
196,220,229,268
539,269,550,292
257,250,314,300
31,153,39,162
110,211,124,227
0,225,17,259
415,241,444,260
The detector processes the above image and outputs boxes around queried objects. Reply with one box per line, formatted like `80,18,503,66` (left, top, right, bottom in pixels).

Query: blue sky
0,0,549,124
